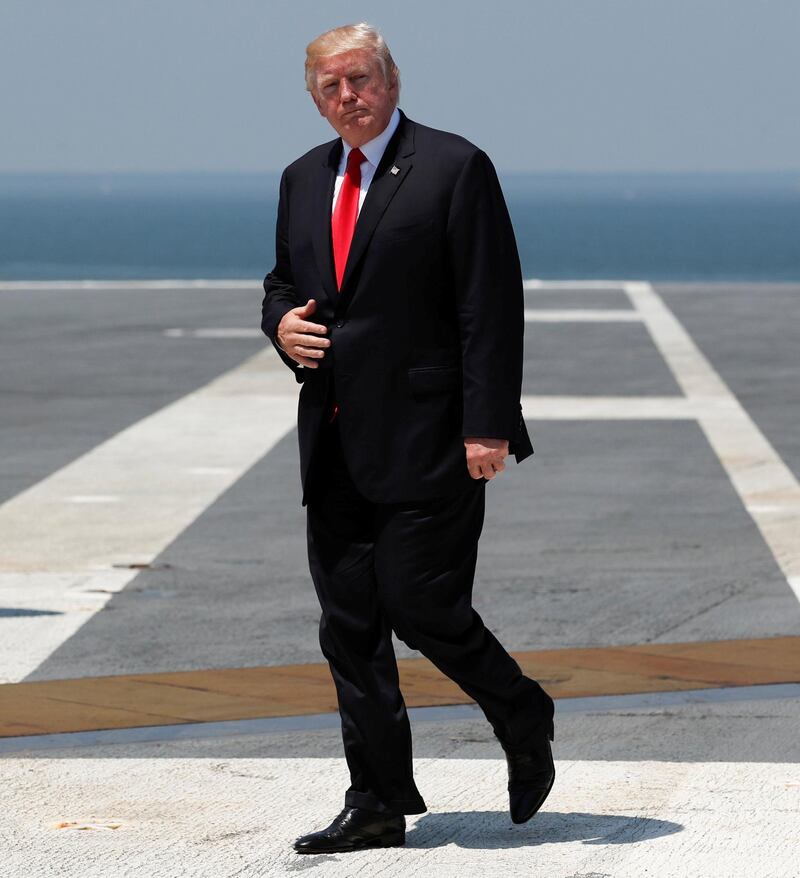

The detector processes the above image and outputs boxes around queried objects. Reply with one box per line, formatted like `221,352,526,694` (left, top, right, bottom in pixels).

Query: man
261,23,555,855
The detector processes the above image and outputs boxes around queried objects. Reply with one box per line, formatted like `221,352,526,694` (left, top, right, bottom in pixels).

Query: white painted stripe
163,327,262,338
523,278,627,290
0,570,136,684
0,346,296,572
521,395,700,420
164,318,642,335
4,278,792,294
524,308,640,322
64,494,121,504
1,278,625,293
2,278,620,292
0,347,297,682
625,281,800,603
0,279,260,291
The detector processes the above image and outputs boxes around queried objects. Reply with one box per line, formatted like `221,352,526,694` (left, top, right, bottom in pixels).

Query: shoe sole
294,833,406,854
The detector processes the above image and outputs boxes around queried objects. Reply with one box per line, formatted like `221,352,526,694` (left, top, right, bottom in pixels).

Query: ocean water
1,172,798,281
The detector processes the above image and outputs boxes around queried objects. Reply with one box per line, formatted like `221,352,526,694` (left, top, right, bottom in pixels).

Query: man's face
311,49,398,147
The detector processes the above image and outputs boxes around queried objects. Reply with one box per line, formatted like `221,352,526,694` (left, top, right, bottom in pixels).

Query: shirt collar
341,106,401,169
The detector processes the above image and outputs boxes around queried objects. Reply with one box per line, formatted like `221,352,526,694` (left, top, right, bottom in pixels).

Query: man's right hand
276,299,330,369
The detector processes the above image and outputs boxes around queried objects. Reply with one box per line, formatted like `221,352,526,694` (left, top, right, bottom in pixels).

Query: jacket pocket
407,364,461,395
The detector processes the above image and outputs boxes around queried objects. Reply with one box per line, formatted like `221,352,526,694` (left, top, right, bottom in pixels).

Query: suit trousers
305,416,555,816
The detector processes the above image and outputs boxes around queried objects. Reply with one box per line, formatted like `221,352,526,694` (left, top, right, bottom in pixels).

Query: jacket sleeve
446,148,525,440
261,169,305,383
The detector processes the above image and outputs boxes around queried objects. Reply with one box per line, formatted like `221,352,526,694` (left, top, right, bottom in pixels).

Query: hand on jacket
464,438,509,480
276,299,330,368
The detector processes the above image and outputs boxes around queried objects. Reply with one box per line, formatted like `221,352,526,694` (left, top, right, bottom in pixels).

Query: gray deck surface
1,280,798,877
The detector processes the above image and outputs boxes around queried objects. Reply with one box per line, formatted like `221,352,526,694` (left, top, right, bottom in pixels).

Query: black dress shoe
503,724,555,824
293,806,406,854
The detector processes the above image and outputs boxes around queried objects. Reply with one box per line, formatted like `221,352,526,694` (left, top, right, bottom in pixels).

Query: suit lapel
339,111,416,297
310,139,342,307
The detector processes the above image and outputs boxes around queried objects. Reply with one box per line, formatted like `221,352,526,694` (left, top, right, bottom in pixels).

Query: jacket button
335,320,344,328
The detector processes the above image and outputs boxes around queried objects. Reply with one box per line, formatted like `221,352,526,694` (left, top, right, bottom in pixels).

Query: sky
1,0,798,174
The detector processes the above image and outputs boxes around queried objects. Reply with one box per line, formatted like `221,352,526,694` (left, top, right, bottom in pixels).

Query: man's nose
339,79,356,101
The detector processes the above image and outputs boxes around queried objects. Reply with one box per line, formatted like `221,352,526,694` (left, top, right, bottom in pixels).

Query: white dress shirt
275,108,401,360
331,106,401,217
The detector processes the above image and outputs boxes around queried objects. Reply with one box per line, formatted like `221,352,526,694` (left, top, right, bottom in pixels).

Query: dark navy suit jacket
261,109,533,505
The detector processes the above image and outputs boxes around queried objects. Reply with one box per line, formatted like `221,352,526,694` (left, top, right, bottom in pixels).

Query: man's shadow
406,810,682,849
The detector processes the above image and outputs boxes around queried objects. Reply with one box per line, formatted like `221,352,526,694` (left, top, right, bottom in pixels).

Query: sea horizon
2,170,799,282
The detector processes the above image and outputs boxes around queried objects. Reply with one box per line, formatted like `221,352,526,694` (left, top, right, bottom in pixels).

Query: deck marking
524,309,641,322
0,279,259,291
163,327,262,338
3,278,626,293
0,346,297,682
63,495,121,504
625,281,800,603
521,395,700,419
523,279,627,290
165,318,647,336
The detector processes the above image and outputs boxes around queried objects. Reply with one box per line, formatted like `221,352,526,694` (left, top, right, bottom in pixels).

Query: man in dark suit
261,23,555,855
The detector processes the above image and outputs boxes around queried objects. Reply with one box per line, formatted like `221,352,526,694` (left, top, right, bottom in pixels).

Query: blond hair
305,22,401,95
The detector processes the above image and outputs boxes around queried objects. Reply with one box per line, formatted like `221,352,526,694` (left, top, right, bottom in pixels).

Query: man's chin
344,114,372,128
337,118,376,143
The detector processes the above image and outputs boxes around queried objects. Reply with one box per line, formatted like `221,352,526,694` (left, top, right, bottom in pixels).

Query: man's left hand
464,437,509,480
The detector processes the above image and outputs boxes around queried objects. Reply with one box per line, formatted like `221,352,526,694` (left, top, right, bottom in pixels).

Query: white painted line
0,346,298,682
63,495,121,504
163,327,262,338
521,395,700,420
524,309,641,322
625,281,800,604
0,279,260,291
523,278,627,290
1,278,623,294
0,570,137,684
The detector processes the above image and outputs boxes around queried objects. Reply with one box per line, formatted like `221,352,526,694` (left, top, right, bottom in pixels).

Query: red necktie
331,147,364,290
328,147,364,424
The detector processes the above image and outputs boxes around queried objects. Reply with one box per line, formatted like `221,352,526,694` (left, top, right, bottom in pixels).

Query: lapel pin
390,165,400,175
